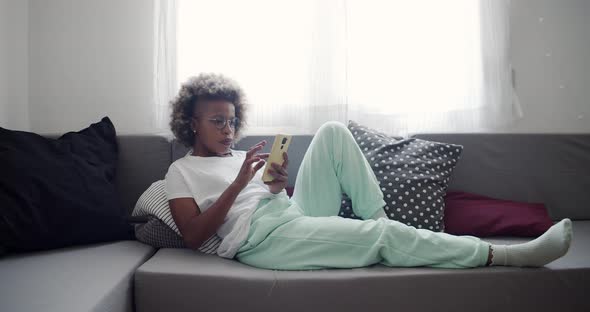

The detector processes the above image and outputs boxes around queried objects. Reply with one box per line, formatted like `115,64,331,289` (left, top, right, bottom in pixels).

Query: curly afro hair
169,73,248,148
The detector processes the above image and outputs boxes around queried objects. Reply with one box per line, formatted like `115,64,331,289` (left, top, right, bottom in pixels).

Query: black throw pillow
0,117,132,253
339,120,464,232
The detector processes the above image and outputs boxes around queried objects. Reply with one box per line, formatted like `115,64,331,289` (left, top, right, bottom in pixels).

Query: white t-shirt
165,149,286,258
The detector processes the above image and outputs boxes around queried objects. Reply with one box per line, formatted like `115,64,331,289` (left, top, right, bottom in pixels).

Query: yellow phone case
262,134,292,183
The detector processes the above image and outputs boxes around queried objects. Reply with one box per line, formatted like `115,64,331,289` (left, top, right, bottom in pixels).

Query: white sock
369,207,388,220
489,218,573,267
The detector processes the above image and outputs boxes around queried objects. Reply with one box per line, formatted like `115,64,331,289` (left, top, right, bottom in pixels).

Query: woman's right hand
233,141,269,189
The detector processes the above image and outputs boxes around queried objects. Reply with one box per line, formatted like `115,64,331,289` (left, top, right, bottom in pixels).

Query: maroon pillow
443,191,554,237
286,186,294,198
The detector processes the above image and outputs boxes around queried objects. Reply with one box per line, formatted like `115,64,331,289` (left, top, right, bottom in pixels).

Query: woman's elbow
183,234,205,251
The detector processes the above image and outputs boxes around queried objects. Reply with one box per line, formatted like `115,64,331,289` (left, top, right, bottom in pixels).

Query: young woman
166,73,573,270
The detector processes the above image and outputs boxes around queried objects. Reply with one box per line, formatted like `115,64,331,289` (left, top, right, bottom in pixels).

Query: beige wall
1,0,589,133
507,0,590,133
28,0,154,134
0,0,30,131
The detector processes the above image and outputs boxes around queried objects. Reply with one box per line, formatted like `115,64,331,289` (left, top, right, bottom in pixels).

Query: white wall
0,0,30,131
28,0,154,135
2,0,589,134
508,0,590,133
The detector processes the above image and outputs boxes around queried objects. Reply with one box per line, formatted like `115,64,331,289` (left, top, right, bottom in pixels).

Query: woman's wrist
268,184,285,194
230,181,246,192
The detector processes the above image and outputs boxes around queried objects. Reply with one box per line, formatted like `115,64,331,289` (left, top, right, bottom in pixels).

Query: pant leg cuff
359,198,387,220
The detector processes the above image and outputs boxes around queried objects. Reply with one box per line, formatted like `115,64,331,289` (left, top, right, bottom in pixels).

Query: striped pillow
132,180,221,254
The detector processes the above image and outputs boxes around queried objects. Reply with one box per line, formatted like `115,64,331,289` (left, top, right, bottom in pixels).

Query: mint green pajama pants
235,121,490,270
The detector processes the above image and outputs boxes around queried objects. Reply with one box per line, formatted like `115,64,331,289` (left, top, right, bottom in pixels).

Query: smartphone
262,134,292,183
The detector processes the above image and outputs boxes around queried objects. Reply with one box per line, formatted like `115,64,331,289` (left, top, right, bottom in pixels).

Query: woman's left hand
264,152,289,194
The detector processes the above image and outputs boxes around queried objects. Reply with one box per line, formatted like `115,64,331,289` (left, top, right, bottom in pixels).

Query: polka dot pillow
339,120,464,232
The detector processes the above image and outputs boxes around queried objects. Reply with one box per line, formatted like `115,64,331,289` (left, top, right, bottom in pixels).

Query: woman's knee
316,121,348,140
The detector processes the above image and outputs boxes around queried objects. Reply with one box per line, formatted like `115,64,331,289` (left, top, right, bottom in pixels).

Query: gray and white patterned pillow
134,215,185,248
132,180,221,254
339,120,464,232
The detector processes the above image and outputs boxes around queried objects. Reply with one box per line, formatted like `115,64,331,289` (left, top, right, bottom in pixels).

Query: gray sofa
1,133,589,312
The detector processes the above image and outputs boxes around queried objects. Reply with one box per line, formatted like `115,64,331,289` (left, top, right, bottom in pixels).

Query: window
156,0,519,136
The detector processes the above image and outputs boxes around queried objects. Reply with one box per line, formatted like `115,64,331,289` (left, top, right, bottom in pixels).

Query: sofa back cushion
411,133,590,220
115,135,173,214
38,131,585,220
175,132,589,220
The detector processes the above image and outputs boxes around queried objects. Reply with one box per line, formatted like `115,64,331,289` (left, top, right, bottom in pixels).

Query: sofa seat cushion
0,240,155,312
135,221,590,312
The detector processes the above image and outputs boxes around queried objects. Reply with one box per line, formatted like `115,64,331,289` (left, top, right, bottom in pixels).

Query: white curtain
346,0,522,136
155,0,521,136
153,0,177,130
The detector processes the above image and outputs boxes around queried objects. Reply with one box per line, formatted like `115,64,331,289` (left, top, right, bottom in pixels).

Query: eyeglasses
193,116,239,130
